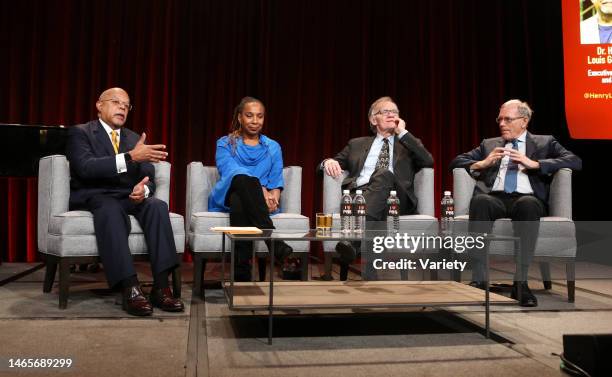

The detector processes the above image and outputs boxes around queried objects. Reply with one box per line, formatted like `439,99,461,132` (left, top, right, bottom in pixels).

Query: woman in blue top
209,97,293,281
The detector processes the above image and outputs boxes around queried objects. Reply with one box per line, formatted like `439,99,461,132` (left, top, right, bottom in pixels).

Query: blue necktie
504,139,519,193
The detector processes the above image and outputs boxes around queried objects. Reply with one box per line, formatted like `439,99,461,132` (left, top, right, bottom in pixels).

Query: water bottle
340,190,353,234
387,190,400,234
441,190,454,233
353,190,366,234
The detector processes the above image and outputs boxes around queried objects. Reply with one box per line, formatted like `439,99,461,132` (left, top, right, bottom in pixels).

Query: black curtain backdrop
1,0,607,262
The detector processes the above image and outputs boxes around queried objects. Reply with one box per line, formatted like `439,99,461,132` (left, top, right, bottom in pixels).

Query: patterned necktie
503,139,519,193
111,130,119,154
375,138,390,170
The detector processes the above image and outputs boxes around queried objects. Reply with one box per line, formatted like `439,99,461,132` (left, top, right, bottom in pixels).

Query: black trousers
468,192,546,281
359,169,397,221
341,169,399,280
227,175,276,280
86,195,179,288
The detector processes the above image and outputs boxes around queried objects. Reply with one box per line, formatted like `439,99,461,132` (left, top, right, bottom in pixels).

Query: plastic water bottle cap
390,190,397,196
356,190,363,195
343,190,350,194
444,191,451,196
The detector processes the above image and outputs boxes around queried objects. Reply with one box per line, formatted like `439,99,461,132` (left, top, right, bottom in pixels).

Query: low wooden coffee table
219,230,518,344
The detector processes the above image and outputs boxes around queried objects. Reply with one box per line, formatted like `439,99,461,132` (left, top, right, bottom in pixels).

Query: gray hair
501,99,533,120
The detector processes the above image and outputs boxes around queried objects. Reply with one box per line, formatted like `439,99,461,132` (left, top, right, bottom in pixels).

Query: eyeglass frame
99,98,134,111
374,109,400,116
495,116,525,124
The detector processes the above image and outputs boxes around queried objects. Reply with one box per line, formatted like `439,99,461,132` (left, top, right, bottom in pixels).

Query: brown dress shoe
122,285,153,316
149,287,185,312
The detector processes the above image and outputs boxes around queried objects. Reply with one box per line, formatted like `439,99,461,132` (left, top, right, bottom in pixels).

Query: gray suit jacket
449,132,582,204
321,131,433,215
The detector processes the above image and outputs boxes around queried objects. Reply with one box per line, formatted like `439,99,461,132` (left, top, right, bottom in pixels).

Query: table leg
516,239,522,304
221,234,227,303
268,240,275,345
485,248,490,339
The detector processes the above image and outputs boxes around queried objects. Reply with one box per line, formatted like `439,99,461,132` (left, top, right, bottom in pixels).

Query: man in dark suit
66,87,184,316
319,96,434,280
450,99,582,307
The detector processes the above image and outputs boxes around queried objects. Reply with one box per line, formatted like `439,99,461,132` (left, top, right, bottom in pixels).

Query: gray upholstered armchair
186,163,310,295
453,167,576,302
321,168,437,279
37,155,185,309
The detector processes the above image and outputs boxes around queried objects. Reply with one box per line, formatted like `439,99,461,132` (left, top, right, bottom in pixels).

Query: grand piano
0,123,68,176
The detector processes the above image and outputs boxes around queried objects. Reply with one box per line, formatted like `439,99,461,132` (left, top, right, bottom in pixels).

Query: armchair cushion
38,155,185,257
186,163,309,254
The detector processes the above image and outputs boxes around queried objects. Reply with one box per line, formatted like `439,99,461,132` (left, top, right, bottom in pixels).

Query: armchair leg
539,262,552,289
58,260,70,309
567,261,576,303
339,263,349,281
258,257,267,282
43,255,58,293
171,264,182,299
452,268,461,282
193,254,204,298
300,254,309,281
429,269,438,281
323,253,333,280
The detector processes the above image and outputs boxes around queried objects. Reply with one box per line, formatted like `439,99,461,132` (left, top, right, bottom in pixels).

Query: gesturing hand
129,133,168,163
506,149,540,170
129,176,149,204
470,147,507,170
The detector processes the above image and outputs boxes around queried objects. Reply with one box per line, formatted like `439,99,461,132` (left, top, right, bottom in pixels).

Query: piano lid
0,123,69,177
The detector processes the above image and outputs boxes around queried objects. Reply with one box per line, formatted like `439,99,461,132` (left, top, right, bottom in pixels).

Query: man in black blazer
66,87,184,316
320,96,434,280
450,99,582,306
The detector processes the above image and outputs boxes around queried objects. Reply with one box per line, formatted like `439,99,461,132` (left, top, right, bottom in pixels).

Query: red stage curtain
0,0,569,262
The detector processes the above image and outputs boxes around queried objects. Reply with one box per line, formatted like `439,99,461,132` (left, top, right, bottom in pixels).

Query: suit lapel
491,137,505,179
392,135,400,167
525,132,536,159
118,130,131,154
92,120,117,156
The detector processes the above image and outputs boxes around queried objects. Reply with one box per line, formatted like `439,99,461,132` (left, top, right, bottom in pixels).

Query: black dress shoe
335,241,357,264
122,285,153,316
281,257,302,280
274,241,293,261
264,240,293,261
149,287,185,312
511,282,538,307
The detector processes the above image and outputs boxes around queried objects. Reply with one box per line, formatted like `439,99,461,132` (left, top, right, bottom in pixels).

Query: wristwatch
124,152,133,164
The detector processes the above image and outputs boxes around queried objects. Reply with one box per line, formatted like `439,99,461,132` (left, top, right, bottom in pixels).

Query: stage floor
1,260,612,377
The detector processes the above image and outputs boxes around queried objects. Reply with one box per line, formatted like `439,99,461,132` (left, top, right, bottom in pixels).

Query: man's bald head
96,87,131,129
98,87,129,102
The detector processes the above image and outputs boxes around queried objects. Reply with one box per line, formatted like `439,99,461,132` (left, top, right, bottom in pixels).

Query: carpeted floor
1,260,611,377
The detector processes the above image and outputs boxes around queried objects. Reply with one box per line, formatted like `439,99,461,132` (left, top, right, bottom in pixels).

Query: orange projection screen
562,0,612,139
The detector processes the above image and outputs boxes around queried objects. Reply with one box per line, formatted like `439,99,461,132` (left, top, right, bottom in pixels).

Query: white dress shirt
492,131,533,194
355,130,407,187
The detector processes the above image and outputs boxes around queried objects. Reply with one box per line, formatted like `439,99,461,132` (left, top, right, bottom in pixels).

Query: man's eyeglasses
100,99,134,111
375,109,399,116
496,116,524,124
